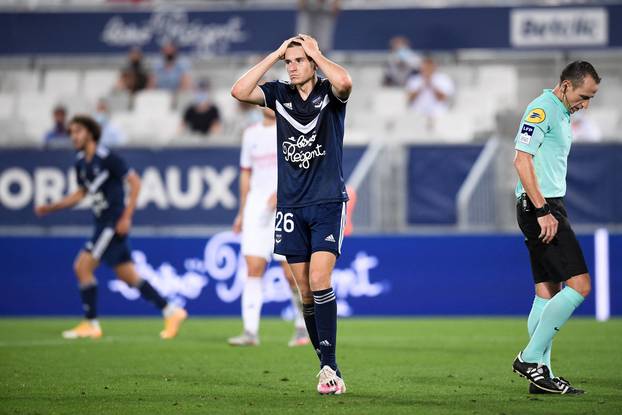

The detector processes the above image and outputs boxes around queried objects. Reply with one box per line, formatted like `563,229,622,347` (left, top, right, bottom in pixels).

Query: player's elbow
230,84,245,101
335,74,353,95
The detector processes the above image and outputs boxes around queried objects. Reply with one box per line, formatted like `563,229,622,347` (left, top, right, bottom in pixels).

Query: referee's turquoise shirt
514,89,572,199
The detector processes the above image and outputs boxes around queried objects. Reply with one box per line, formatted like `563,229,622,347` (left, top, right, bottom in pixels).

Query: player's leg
229,256,267,346
281,260,310,347
288,260,320,357
307,202,347,394
114,261,187,339
62,250,103,339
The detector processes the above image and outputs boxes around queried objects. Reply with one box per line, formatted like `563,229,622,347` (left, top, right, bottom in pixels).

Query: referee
510,61,600,395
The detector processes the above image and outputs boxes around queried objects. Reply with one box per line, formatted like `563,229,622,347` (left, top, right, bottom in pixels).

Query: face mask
194,92,209,105
94,112,108,126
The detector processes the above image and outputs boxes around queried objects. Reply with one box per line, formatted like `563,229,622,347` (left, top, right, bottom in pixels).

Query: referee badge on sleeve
519,124,534,144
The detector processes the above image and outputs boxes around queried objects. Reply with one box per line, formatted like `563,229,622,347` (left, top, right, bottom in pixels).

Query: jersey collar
544,89,570,116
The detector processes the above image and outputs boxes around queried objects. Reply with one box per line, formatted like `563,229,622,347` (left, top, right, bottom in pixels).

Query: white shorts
241,196,285,262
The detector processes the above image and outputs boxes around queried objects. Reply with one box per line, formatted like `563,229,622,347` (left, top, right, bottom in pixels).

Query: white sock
290,288,306,329
89,319,100,329
162,304,176,318
242,277,263,335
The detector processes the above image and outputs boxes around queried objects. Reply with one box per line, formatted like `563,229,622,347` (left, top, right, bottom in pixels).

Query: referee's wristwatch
535,203,551,218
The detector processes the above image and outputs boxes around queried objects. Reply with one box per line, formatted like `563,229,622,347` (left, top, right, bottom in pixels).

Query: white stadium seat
0,70,40,92
44,70,81,96
0,93,16,119
133,90,172,115
82,69,118,101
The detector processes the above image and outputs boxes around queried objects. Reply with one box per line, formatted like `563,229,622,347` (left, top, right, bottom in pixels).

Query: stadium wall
0,232,619,317
1,5,621,55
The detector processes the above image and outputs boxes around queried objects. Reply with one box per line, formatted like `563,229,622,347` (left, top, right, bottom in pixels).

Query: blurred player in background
512,61,600,394
35,115,187,340
231,34,352,395
228,106,310,348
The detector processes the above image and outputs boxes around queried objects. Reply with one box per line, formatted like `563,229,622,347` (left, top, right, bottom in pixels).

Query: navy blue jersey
259,77,349,208
75,147,129,224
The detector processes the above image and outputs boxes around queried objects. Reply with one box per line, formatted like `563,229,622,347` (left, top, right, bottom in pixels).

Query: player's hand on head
297,34,320,56
276,36,301,59
537,214,558,244
115,215,132,236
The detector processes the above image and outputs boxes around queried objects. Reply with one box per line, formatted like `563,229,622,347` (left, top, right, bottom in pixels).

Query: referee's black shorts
516,197,589,284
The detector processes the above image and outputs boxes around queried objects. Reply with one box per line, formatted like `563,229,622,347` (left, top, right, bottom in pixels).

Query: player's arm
34,188,87,216
297,34,352,100
233,169,251,233
231,36,300,105
116,170,141,236
513,150,558,244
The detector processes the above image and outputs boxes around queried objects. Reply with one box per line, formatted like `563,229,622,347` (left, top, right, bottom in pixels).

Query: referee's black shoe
512,353,562,394
529,377,585,395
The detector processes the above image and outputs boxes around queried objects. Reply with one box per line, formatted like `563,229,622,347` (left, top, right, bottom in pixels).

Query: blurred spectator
572,112,602,142
150,41,192,92
93,98,127,147
383,36,421,87
117,46,149,94
181,80,222,136
43,104,70,144
297,0,340,53
406,57,455,117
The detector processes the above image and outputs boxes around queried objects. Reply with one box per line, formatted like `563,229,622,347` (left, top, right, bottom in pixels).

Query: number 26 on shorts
275,211,294,233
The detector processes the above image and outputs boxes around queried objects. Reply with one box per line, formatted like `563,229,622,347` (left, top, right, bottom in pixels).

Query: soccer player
231,34,352,394
228,107,310,347
35,115,187,340
511,62,600,394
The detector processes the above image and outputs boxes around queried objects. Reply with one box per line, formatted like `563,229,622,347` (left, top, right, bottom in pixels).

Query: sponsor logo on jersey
525,108,546,124
519,124,535,144
283,102,293,110
324,234,336,243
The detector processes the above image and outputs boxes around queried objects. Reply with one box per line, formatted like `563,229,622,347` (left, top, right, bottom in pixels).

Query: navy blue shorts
85,223,132,267
274,202,346,264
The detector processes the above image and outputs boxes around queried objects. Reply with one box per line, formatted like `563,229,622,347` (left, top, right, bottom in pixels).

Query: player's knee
73,257,85,278
568,274,591,297
247,265,265,277
298,286,313,303
309,269,330,291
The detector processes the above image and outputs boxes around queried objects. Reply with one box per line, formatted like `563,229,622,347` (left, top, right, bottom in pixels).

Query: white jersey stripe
338,202,346,254
91,227,115,260
275,94,330,134
87,170,109,194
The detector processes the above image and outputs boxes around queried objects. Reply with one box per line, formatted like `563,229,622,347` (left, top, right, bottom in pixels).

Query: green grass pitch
1,318,621,414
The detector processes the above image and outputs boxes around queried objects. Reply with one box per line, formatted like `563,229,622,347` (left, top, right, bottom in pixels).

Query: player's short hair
560,61,601,87
69,115,101,143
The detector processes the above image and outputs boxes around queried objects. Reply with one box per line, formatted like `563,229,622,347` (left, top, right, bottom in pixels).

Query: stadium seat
16,92,57,140
44,70,81,96
0,93,16,119
431,112,475,142
587,107,620,139
82,69,118,101
373,88,409,118
0,70,40,92
133,90,172,115
391,113,431,143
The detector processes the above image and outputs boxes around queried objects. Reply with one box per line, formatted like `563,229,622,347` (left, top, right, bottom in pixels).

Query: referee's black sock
136,279,167,310
313,288,339,374
79,281,98,320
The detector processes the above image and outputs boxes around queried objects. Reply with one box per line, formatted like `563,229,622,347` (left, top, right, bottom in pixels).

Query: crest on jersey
525,108,546,124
